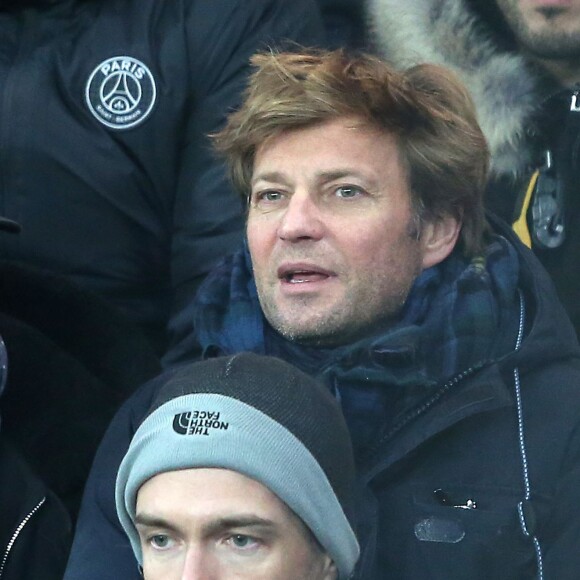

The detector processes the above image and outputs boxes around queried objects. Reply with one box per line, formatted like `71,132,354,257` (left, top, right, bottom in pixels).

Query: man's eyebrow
251,169,371,186
133,513,277,535
314,169,369,182
134,513,180,534
251,171,289,186
205,515,277,536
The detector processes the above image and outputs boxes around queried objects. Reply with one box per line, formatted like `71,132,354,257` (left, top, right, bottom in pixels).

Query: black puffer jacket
353,227,580,579
0,0,324,362
0,439,71,580
0,260,161,514
0,260,161,577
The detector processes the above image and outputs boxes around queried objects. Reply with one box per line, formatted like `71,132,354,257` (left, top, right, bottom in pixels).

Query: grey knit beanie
116,353,359,579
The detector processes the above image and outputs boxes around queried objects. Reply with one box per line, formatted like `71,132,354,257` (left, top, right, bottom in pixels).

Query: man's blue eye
253,190,283,203
230,534,258,549
150,534,171,549
335,186,361,198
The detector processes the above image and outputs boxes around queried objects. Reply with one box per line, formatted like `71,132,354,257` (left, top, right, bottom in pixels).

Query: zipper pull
570,91,580,112
434,489,478,510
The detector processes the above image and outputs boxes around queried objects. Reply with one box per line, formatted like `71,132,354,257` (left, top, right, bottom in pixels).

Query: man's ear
420,214,461,269
321,555,338,580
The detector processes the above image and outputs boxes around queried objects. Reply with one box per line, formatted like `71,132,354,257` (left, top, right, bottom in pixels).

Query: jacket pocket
408,482,535,579
365,481,539,579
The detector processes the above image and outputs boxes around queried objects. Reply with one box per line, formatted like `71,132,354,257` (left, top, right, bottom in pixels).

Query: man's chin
269,315,364,348
268,316,346,347
266,307,401,348
518,24,580,58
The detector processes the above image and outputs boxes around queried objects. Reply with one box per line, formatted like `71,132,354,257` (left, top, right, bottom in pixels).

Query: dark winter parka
352,234,580,579
0,260,162,578
0,0,324,363
368,0,580,343
0,440,71,580
66,218,580,579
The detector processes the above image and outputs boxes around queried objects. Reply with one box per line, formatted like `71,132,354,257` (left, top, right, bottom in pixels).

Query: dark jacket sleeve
65,4,326,575
540,419,580,579
163,0,326,366
63,376,164,580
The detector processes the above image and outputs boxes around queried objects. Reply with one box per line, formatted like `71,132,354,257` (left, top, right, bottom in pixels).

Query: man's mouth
277,264,334,284
284,270,328,284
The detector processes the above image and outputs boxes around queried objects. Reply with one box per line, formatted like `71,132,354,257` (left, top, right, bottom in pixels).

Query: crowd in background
2,0,580,578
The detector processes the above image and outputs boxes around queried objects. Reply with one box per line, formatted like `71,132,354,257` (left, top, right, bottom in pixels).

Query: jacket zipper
359,288,526,474
511,292,544,579
360,361,487,475
0,497,46,579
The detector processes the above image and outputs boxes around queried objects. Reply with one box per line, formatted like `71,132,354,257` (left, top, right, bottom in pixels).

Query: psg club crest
85,56,157,130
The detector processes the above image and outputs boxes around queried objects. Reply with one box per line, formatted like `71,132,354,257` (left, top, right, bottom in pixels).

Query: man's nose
180,546,217,580
277,191,324,242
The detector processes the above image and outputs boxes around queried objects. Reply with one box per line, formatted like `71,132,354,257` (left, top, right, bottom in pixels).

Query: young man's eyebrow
134,513,277,535
134,513,180,534
204,515,277,536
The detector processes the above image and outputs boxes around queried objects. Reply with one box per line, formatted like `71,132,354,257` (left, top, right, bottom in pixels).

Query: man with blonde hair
68,50,580,579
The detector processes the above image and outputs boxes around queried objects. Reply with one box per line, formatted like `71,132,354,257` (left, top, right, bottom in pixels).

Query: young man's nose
180,547,217,580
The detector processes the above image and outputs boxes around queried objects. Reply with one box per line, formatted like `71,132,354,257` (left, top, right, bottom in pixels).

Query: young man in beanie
68,50,580,579
115,353,359,579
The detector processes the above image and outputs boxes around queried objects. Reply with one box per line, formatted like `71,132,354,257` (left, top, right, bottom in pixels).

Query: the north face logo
85,56,156,130
173,410,230,436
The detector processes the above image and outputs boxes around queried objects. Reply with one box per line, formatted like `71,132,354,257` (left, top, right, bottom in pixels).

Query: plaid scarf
195,235,521,455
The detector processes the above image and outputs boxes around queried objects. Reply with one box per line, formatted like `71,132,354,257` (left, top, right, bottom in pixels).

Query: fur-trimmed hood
367,0,547,177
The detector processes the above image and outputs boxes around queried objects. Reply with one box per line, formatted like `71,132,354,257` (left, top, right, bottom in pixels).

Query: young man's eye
148,534,174,550
227,534,260,551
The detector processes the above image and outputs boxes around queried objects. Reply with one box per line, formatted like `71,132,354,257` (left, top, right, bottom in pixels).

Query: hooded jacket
368,0,580,341
0,0,324,363
66,219,580,579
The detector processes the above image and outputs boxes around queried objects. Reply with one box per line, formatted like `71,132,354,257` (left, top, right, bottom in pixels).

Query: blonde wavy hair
213,49,490,256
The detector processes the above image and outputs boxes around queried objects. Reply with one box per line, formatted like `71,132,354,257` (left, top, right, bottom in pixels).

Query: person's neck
530,55,580,88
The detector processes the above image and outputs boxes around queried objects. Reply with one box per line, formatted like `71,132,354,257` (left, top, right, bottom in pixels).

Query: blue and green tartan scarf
195,235,521,454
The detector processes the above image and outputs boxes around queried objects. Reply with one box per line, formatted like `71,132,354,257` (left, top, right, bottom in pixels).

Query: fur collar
367,0,545,177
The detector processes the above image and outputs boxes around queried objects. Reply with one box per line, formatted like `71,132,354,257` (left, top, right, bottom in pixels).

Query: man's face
496,0,580,59
135,468,336,580
247,117,450,347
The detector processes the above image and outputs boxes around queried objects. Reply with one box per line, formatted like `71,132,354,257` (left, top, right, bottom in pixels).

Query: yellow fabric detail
512,170,539,248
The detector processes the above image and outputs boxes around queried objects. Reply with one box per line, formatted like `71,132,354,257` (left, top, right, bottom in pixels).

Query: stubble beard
257,270,418,348
501,2,580,60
